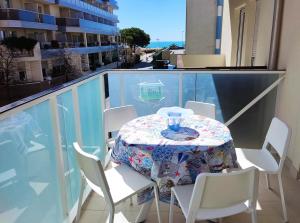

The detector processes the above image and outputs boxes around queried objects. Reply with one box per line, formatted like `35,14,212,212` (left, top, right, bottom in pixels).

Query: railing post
72,87,83,145
99,74,106,110
179,73,183,107
49,97,69,218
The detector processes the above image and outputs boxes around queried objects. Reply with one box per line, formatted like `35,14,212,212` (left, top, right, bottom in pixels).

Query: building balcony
109,0,119,9
1,69,296,223
5,43,42,62
41,43,117,58
56,17,119,35
0,8,57,30
56,0,118,23
97,0,119,9
42,0,56,3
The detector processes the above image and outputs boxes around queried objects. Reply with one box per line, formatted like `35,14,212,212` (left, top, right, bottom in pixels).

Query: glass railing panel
56,91,80,211
79,19,118,34
41,14,56,25
77,77,106,160
0,100,63,223
205,73,279,148
19,10,38,22
57,0,118,22
108,73,179,116
182,73,224,122
107,71,280,149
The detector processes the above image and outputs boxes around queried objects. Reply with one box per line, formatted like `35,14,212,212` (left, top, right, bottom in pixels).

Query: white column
97,34,101,46
97,34,103,65
81,54,90,72
83,33,88,47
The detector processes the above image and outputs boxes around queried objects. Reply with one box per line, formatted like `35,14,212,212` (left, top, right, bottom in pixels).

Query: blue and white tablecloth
112,114,237,204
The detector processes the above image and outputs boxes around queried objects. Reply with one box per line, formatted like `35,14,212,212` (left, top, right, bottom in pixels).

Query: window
19,71,27,81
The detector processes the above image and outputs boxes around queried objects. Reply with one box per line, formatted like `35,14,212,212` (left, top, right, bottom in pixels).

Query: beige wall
10,0,23,9
220,0,232,66
185,0,217,55
178,54,225,68
28,61,43,81
253,0,274,66
49,5,61,17
276,0,300,174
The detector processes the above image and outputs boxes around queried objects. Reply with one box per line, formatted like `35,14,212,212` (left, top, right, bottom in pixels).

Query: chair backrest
73,142,113,205
262,117,291,168
186,167,259,222
103,105,137,139
185,101,216,119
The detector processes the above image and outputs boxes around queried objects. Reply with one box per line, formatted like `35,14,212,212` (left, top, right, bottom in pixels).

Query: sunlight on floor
79,166,300,223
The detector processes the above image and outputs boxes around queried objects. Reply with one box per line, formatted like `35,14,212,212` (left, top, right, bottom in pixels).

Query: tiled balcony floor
79,166,300,223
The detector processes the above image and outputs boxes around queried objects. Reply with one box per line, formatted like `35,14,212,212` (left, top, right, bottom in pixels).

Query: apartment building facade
0,0,119,82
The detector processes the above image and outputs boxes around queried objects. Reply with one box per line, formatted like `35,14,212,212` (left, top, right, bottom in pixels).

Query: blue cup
167,112,182,131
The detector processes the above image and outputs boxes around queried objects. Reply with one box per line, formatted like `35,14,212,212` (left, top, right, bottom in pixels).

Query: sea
146,41,185,49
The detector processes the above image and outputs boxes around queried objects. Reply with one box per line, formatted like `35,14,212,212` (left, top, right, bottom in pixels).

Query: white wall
276,0,300,174
221,0,258,66
185,0,217,55
220,0,232,66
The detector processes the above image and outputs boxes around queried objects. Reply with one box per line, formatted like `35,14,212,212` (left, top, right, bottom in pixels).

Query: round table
112,114,237,204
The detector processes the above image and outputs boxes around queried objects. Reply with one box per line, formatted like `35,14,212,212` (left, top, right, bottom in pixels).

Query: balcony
56,0,118,23
0,8,57,30
0,69,293,223
109,0,119,9
56,18,118,35
40,40,117,59
97,0,119,9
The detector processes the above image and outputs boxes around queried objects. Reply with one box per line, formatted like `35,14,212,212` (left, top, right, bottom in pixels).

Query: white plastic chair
235,117,291,222
103,105,137,150
103,105,137,205
185,101,216,119
73,142,162,223
169,167,259,223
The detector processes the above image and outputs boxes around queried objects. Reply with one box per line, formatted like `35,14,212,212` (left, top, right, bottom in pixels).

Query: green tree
120,27,150,49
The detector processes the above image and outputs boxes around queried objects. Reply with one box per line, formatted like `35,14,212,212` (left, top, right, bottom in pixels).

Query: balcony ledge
58,19,118,35
0,20,58,31
41,45,118,59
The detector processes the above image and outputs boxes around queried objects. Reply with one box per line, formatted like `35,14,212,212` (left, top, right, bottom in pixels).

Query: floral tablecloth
111,114,237,204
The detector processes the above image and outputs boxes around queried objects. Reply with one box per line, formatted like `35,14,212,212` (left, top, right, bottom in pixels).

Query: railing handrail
0,8,54,17
107,69,285,74
0,69,285,115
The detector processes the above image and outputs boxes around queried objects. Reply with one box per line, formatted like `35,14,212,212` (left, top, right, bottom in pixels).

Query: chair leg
169,190,175,223
251,209,257,223
75,175,85,223
130,197,133,206
278,174,288,222
154,185,162,223
266,174,271,190
108,205,115,223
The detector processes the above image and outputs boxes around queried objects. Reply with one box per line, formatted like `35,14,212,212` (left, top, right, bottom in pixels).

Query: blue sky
116,0,186,42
